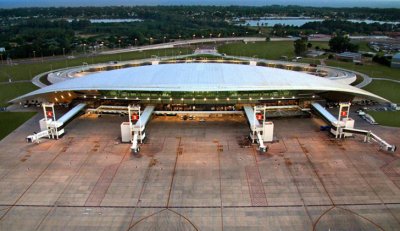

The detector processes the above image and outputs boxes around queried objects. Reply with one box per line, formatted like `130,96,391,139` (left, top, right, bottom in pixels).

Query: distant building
369,41,400,53
308,34,331,39
391,53,400,69
349,36,390,40
335,52,362,62
306,50,325,58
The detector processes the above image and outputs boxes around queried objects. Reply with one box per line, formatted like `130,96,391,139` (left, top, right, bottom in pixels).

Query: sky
1,0,400,8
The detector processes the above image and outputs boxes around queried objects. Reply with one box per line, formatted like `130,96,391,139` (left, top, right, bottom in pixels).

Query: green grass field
218,41,329,60
0,112,37,140
367,111,400,127
0,83,38,107
217,41,400,81
353,41,375,52
363,80,400,103
350,75,364,86
363,77,400,127
325,60,400,81
0,47,193,82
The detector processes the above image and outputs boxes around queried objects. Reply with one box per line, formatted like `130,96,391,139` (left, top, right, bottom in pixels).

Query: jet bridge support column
243,105,273,152
124,105,155,153
312,102,396,153
42,103,58,139
26,103,86,143
128,105,141,153
254,106,274,142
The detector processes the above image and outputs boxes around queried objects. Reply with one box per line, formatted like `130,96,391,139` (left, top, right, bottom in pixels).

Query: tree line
1,5,399,21
0,16,257,59
1,6,399,59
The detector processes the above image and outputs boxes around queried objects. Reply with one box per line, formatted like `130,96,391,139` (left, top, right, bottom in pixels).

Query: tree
329,35,359,53
307,42,312,49
294,38,307,56
372,55,391,67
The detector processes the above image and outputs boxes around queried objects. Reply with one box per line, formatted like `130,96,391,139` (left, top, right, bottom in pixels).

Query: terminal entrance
74,95,311,119
162,104,236,111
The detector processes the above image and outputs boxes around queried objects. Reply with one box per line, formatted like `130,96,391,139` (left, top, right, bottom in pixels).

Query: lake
236,18,400,27
67,19,143,23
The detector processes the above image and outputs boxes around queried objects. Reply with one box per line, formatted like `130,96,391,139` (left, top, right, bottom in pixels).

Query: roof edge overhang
9,62,390,104
10,86,389,104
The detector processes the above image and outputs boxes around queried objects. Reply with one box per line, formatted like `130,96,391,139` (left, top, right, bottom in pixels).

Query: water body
237,18,323,27
237,18,400,27
69,18,399,26
67,19,142,23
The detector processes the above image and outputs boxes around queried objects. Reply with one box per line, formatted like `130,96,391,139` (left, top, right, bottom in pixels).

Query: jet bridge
311,102,347,138
311,102,396,152
341,127,396,152
132,105,155,133
26,103,86,143
57,103,86,126
87,105,129,115
120,105,155,153
244,106,262,132
243,105,273,152
311,103,338,125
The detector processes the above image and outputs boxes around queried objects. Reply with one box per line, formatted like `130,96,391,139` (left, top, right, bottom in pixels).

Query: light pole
163,36,166,43
33,50,36,60
118,39,121,49
83,44,86,55
149,37,153,45
62,48,65,57
134,38,137,46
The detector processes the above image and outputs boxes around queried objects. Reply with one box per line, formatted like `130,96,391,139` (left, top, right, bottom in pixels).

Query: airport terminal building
15,60,396,153
12,62,387,111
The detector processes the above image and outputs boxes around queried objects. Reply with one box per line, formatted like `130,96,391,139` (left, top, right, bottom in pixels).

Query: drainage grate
245,166,268,206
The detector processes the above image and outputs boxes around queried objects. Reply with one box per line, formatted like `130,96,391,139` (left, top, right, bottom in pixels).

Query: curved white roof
13,63,387,102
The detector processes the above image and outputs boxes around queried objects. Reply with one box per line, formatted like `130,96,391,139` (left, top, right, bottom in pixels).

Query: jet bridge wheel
259,146,268,153
132,146,140,153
